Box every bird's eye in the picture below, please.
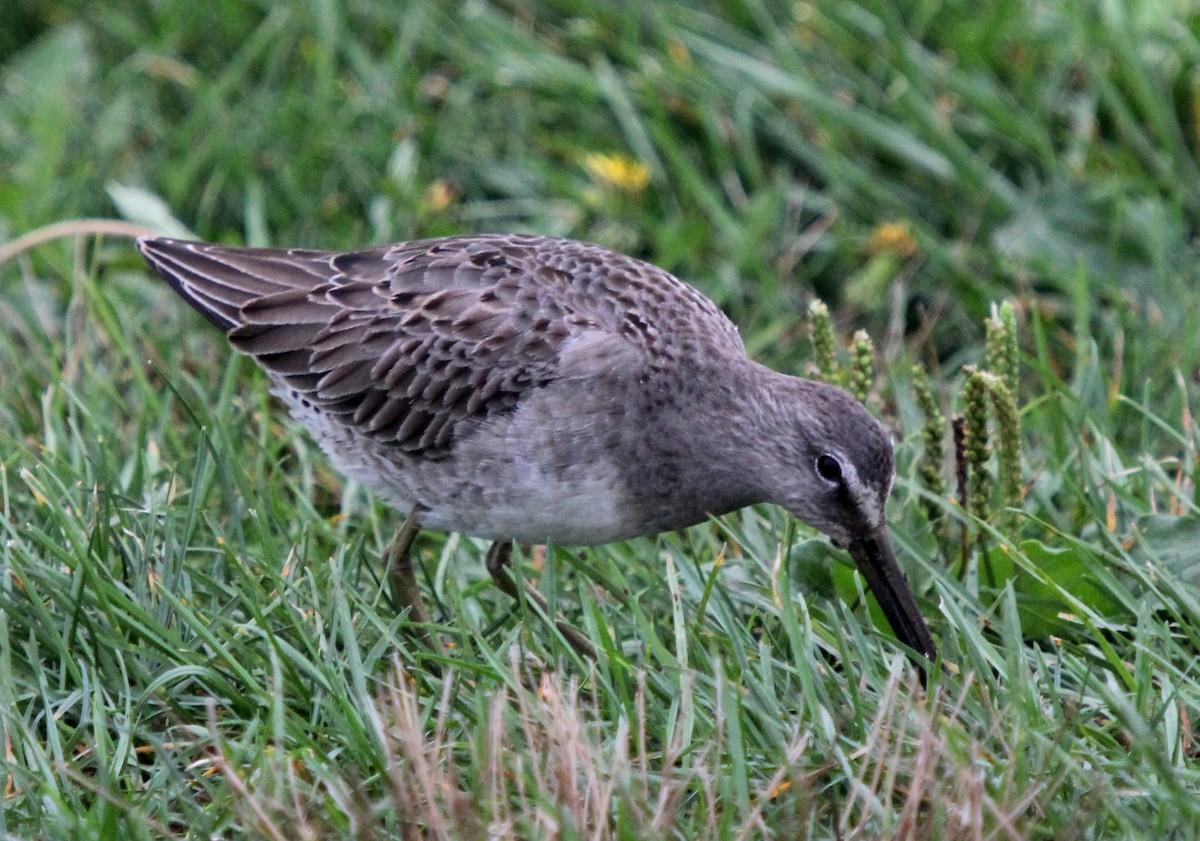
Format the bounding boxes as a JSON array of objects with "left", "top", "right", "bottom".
[{"left": 815, "top": 453, "right": 843, "bottom": 482}]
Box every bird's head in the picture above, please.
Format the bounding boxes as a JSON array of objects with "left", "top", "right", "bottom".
[{"left": 762, "top": 378, "right": 938, "bottom": 671}]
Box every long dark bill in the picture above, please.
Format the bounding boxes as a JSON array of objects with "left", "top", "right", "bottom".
[{"left": 847, "top": 527, "right": 938, "bottom": 680}]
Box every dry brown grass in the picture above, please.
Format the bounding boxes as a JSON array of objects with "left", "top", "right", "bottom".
[{"left": 207, "top": 654, "right": 1074, "bottom": 841}]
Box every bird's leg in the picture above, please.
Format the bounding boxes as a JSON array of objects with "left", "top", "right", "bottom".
[
  {"left": 484, "top": 541, "right": 597, "bottom": 660},
  {"left": 385, "top": 507, "right": 433, "bottom": 645}
]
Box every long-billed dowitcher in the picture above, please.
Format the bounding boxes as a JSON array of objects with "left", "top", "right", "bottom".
[{"left": 137, "top": 234, "right": 937, "bottom": 670}]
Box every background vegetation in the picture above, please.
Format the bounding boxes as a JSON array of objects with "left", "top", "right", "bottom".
[{"left": 2, "top": 0, "right": 1199, "bottom": 837}]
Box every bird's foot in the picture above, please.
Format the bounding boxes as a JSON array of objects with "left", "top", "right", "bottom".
[
  {"left": 485, "top": 541, "right": 598, "bottom": 661},
  {"left": 384, "top": 506, "right": 437, "bottom": 653}
]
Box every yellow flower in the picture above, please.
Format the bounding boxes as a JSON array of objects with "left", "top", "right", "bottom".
[
  {"left": 767, "top": 780, "right": 792, "bottom": 799},
  {"left": 866, "top": 221, "right": 918, "bottom": 257},
  {"left": 582, "top": 152, "right": 651, "bottom": 193},
  {"left": 666, "top": 37, "right": 691, "bottom": 66},
  {"left": 423, "top": 179, "right": 456, "bottom": 212}
]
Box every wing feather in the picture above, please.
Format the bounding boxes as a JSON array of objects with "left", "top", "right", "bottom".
[{"left": 138, "top": 233, "right": 742, "bottom": 460}]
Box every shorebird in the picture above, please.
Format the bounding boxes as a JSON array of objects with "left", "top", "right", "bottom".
[{"left": 137, "top": 234, "right": 937, "bottom": 671}]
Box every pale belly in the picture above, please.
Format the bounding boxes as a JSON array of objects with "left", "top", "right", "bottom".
[{"left": 285, "top": 390, "right": 650, "bottom": 546}]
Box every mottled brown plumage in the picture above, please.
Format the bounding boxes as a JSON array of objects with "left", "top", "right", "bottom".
[{"left": 138, "top": 233, "right": 936, "bottom": 669}]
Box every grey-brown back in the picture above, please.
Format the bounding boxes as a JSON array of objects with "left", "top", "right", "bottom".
[{"left": 137, "top": 234, "right": 744, "bottom": 461}]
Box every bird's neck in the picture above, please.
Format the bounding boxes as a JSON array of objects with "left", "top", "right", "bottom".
[{"left": 625, "top": 359, "right": 799, "bottom": 532}]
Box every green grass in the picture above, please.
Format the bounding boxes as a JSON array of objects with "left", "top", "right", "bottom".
[{"left": 3, "top": 1, "right": 1200, "bottom": 837}]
